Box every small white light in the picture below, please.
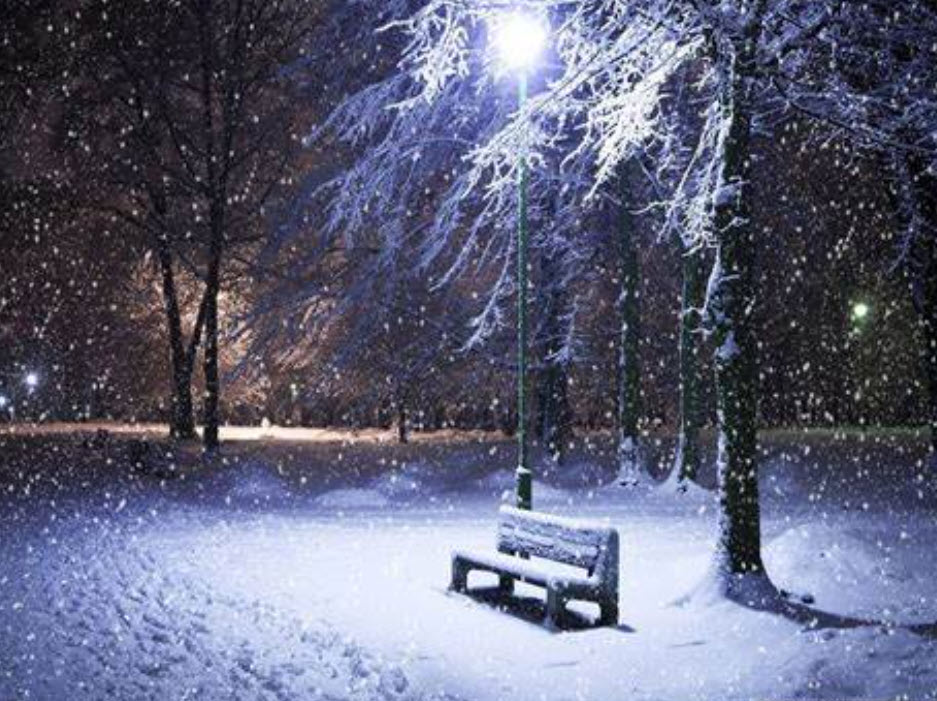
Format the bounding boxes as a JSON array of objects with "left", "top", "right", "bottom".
[
  {"left": 492, "top": 13, "right": 547, "bottom": 70},
  {"left": 852, "top": 302, "right": 869, "bottom": 321},
  {"left": 24, "top": 372, "right": 38, "bottom": 388},
  {"left": 0, "top": 395, "right": 7, "bottom": 408}
]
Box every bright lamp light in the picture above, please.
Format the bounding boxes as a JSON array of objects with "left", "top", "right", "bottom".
[
  {"left": 492, "top": 13, "right": 547, "bottom": 70},
  {"left": 852, "top": 302, "right": 869, "bottom": 321},
  {"left": 24, "top": 372, "right": 38, "bottom": 388}
]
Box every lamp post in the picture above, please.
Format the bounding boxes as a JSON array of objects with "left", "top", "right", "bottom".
[
  {"left": 850, "top": 301, "right": 871, "bottom": 336},
  {"left": 0, "top": 369, "right": 38, "bottom": 422},
  {"left": 492, "top": 13, "right": 547, "bottom": 510},
  {"left": 852, "top": 302, "right": 869, "bottom": 323}
]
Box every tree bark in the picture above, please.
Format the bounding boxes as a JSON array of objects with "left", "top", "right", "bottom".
[
  {"left": 537, "top": 251, "right": 572, "bottom": 465},
  {"left": 202, "top": 223, "right": 222, "bottom": 452},
  {"left": 672, "top": 243, "right": 706, "bottom": 485},
  {"left": 617, "top": 169, "right": 642, "bottom": 485},
  {"left": 150, "top": 183, "right": 208, "bottom": 442},
  {"left": 156, "top": 240, "right": 201, "bottom": 440},
  {"left": 538, "top": 356, "right": 571, "bottom": 463},
  {"left": 706, "top": 16, "right": 767, "bottom": 585},
  {"left": 397, "top": 400, "right": 409, "bottom": 444},
  {"left": 926, "top": 309, "right": 937, "bottom": 462},
  {"left": 197, "top": 0, "right": 223, "bottom": 453},
  {"left": 894, "top": 154, "right": 937, "bottom": 461}
]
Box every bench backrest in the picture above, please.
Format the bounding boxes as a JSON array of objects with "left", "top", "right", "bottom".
[{"left": 497, "top": 506, "right": 618, "bottom": 578}]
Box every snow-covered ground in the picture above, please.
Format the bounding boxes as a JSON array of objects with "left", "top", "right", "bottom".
[{"left": 1, "top": 426, "right": 936, "bottom": 700}]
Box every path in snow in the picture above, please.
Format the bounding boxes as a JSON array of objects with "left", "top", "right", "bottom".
[
  {"left": 1, "top": 428, "right": 936, "bottom": 700},
  {"left": 0, "top": 502, "right": 457, "bottom": 701}
]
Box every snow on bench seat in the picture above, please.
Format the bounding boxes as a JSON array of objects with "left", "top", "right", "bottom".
[
  {"left": 450, "top": 506, "right": 619, "bottom": 626},
  {"left": 450, "top": 548, "right": 598, "bottom": 594}
]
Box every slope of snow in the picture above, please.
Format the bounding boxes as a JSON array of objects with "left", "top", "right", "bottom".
[
  {"left": 1, "top": 429, "right": 936, "bottom": 700},
  {"left": 315, "top": 487, "right": 391, "bottom": 509}
]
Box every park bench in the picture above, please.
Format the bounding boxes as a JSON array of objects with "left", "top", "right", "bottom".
[{"left": 450, "top": 505, "right": 619, "bottom": 626}]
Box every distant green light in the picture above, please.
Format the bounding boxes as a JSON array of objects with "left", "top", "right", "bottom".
[{"left": 852, "top": 302, "right": 869, "bottom": 321}]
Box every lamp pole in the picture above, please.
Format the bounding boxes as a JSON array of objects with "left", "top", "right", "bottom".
[
  {"left": 515, "top": 71, "right": 532, "bottom": 510},
  {"left": 491, "top": 11, "right": 545, "bottom": 511},
  {"left": 0, "top": 369, "right": 38, "bottom": 422}
]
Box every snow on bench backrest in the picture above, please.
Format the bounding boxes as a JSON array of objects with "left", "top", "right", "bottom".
[{"left": 496, "top": 505, "right": 617, "bottom": 573}]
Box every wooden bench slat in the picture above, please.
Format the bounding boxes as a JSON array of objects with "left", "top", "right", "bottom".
[{"left": 498, "top": 506, "right": 612, "bottom": 569}]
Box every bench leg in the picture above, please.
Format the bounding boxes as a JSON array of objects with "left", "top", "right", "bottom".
[
  {"left": 598, "top": 598, "right": 619, "bottom": 626},
  {"left": 546, "top": 587, "right": 565, "bottom": 626},
  {"left": 498, "top": 574, "right": 514, "bottom": 596},
  {"left": 450, "top": 557, "right": 469, "bottom": 593}
]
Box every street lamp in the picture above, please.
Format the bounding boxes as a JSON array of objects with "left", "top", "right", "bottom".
[
  {"left": 492, "top": 12, "right": 547, "bottom": 510},
  {"left": 24, "top": 372, "right": 39, "bottom": 390},
  {"left": 850, "top": 302, "right": 871, "bottom": 337},
  {"left": 852, "top": 302, "right": 869, "bottom": 322},
  {"left": 492, "top": 13, "right": 547, "bottom": 71}
]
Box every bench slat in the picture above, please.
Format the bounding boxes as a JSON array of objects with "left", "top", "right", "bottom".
[{"left": 497, "top": 506, "right": 612, "bottom": 569}]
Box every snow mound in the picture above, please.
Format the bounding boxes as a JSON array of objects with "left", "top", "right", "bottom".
[
  {"left": 656, "top": 471, "right": 711, "bottom": 499},
  {"left": 760, "top": 455, "right": 803, "bottom": 499},
  {"left": 476, "top": 468, "right": 516, "bottom": 493},
  {"left": 544, "top": 459, "right": 608, "bottom": 488},
  {"left": 531, "top": 480, "right": 571, "bottom": 504},
  {"left": 786, "top": 626, "right": 937, "bottom": 701},
  {"left": 315, "top": 487, "right": 390, "bottom": 509},
  {"left": 476, "top": 469, "right": 571, "bottom": 505},
  {"left": 765, "top": 522, "right": 912, "bottom": 614},
  {"left": 223, "top": 460, "right": 291, "bottom": 503},
  {"left": 370, "top": 461, "right": 441, "bottom": 499}
]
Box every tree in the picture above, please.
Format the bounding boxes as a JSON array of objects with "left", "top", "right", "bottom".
[
  {"left": 378, "top": 0, "right": 781, "bottom": 600},
  {"left": 652, "top": 69, "right": 711, "bottom": 491},
  {"left": 893, "top": 154, "right": 937, "bottom": 464},
  {"left": 264, "top": 3, "right": 607, "bottom": 467},
  {"left": 66, "top": 0, "right": 315, "bottom": 449},
  {"left": 669, "top": 242, "right": 706, "bottom": 487},
  {"left": 616, "top": 166, "right": 644, "bottom": 485},
  {"left": 62, "top": 1, "right": 205, "bottom": 439},
  {"left": 535, "top": 242, "right": 574, "bottom": 465},
  {"left": 304, "top": 0, "right": 908, "bottom": 602},
  {"left": 701, "top": 0, "right": 770, "bottom": 590},
  {"left": 0, "top": 1, "right": 56, "bottom": 157},
  {"left": 772, "top": 0, "right": 937, "bottom": 463}
]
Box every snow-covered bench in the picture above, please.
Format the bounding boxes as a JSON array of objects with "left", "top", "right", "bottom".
[{"left": 450, "top": 506, "right": 619, "bottom": 626}]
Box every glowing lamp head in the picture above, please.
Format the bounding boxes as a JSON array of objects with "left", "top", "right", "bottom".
[
  {"left": 492, "top": 13, "right": 547, "bottom": 71},
  {"left": 0, "top": 395, "right": 7, "bottom": 408},
  {"left": 852, "top": 302, "right": 869, "bottom": 321},
  {"left": 24, "top": 372, "right": 38, "bottom": 389}
]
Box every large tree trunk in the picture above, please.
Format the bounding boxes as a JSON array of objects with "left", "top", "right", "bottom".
[
  {"left": 925, "top": 307, "right": 937, "bottom": 463},
  {"left": 202, "top": 230, "right": 222, "bottom": 452},
  {"left": 537, "top": 252, "right": 572, "bottom": 465},
  {"left": 617, "top": 170, "right": 643, "bottom": 485},
  {"left": 671, "top": 243, "right": 706, "bottom": 487},
  {"left": 538, "top": 355, "right": 571, "bottom": 464},
  {"left": 397, "top": 398, "right": 409, "bottom": 444},
  {"left": 156, "top": 241, "right": 199, "bottom": 440},
  {"left": 197, "top": 0, "right": 223, "bottom": 453},
  {"left": 704, "top": 10, "right": 769, "bottom": 597},
  {"left": 893, "top": 153, "right": 937, "bottom": 464}
]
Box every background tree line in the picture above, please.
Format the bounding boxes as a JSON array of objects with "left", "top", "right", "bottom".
[{"left": 0, "top": 0, "right": 933, "bottom": 486}]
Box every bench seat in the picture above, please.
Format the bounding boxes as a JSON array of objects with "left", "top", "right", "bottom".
[
  {"left": 450, "top": 506, "right": 619, "bottom": 626},
  {"left": 451, "top": 548, "right": 600, "bottom": 597}
]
